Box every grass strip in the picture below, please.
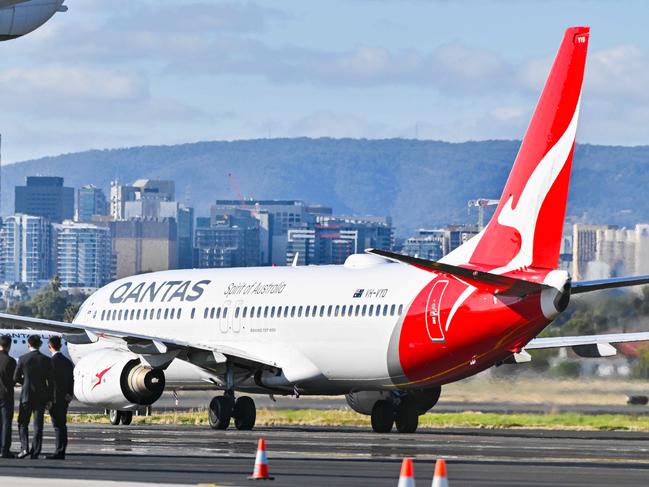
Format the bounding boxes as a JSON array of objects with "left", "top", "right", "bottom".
[{"left": 66, "top": 409, "right": 649, "bottom": 431}]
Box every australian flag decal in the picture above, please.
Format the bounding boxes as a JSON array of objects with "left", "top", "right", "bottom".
[{"left": 353, "top": 289, "right": 364, "bottom": 298}]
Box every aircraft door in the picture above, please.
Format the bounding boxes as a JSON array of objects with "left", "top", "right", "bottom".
[
  {"left": 232, "top": 300, "right": 243, "bottom": 333},
  {"left": 220, "top": 300, "right": 231, "bottom": 333},
  {"left": 425, "top": 280, "right": 448, "bottom": 342}
]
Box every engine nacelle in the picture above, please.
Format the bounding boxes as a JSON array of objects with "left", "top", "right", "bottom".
[
  {"left": 74, "top": 348, "right": 165, "bottom": 410},
  {"left": 346, "top": 387, "right": 442, "bottom": 415},
  {"left": 345, "top": 391, "right": 393, "bottom": 415},
  {"left": 0, "top": 0, "right": 66, "bottom": 41}
]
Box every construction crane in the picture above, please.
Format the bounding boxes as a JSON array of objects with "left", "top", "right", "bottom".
[
  {"left": 227, "top": 172, "right": 257, "bottom": 217},
  {"left": 468, "top": 198, "right": 499, "bottom": 229}
]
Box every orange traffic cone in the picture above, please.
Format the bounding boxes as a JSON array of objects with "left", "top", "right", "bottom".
[
  {"left": 248, "top": 438, "right": 274, "bottom": 480},
  {"left": 397, "top": 458, "right": 416, "bottom": 487},
  {"left": 431, "top": 458, "right": 448, "bottom": 487}
]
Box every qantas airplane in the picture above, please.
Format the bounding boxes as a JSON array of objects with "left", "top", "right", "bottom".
[
  {"left": 0, "top": 0, "right": 66, "bottom": 41},
  {"left": 2, "top": 26, "right": 649, "bottom": 433}
]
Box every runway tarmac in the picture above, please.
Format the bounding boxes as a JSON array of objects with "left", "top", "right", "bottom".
[
  {"left": 0, "top": 423, "right": 648, "bottom": 486},
  {"left": 70, "top": 390, "right": 649, "bottom": 416}
]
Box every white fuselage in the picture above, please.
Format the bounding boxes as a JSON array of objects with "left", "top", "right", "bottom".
[
  {"left": 70, "top": 256, "right": 431, "bottom": 393},
  {"left": 0, "top": 329, "right": 69, "bottom": 360}
]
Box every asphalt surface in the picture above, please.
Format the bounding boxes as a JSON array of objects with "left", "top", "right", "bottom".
[
  {"left": 1, "top": 423, "right": 649, "bottom": 486},
  {"left": 69, "top": 390, "right": 649, "bottom": 416}
]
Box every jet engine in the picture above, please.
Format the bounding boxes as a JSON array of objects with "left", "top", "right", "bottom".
[
  {"left": 74, "top": 348, "right": 165, "bottom": 410},
  {"left": 0, "top": 0, "right": 67, "bottom": 41},
  {"left": 346, "top": 387, "right": 442, "bottom": 415}
]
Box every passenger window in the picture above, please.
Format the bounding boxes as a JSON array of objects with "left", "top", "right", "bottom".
[
  {"left": 257, "top": 307, "right": 262, "bottom": 318},
  {"left": 210, "top": 308, "right": 215, "bottom": 319},
  {"left": 164, "top": 309, "right": 169, "bottom": 319},
  {"left": 362, "top": 305, "right": 367, "bottom": 317},
  {"left": 271, "top": 306, "right": 276, "bottom": 318},
  {"left": 334, "top": 305, "right": 340, "bottom": 317},
  {"left": 319, "top": 306, "right": 325, "bottom": 317},
  {"left": 297, "top": 306, "right": 302, "bottom": 317},
  {"left": 136, "top": 309, "right": 141, "bottom": 320},
  {"left": 191, "top": 308, "right": 195, "bottom": 319},
  {"left": 216, "top": 307, "right": 221, "bottom": 319},
  {"left": 157, "top": 309, "right": 162, "bottom": 320},
  {"left": 398, "top": 304, "right": 404, "bottom": 315},
  {"left": 264, "top": 306, "right": 269, "bottom": 318},
  {"left": 305, "top": 305, "right": 310, "bottom": 317},
  {"left": 223, "top": 308, "right": 228, "bottom": 318},
  {"left": 341, "top": 305, "right": 346, "bottom": 317},
  {"left": 150, "top": 308, "right": 155, "bottom": 319},
  {"left": 355, "top": 305, "right": 360, "bottom": 316},
  {"left": 204, "top": 308, "right": 209, "bottom": 319},
  {"left": 101, "top": 310, "right": 105, "bottom": 320},
  {"left": 250, "top": 306, "right": 255, "bottom": 318},
  {"left": 383, "top": 305, "right": 389, "bottom": 316},
  {"left": 243, "top": 307, "right": 248, "bottom": 318},
  {"left": 390, "top": 304, "right": 396, "bottom": 316},
  {"left": 178, "top": 308, "right": 182, "bottom": 319},
  {"left": 284, "top": 307, "right": 289, "bottom": 318},
  {"left": 130, "top": 309, "right": 136, "bottom": 320},
  {"left": 170, "top": 308, "right": 175, "bottom": 319},
  {"left": 235, "top": 307, "right": 240, "bottom": 318},
  {"left": 117, "top": 309, "right": 122, "bottom": 320},
  {"left": 277, "top": 306, "right": 282, "bottom": 318},
  {"left": 327, "top": 305, "right": 333, "bottom": 317}
]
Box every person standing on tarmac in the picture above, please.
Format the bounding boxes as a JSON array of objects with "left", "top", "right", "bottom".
[
  {"left": 13, "top": 335, "right": 52, "bottom": 459},
  {"left": 46, "top": 335, "right": 73, "bottom": 460},
  {"left": 0, "top": 335, "right": 16, "bottom": 458}
]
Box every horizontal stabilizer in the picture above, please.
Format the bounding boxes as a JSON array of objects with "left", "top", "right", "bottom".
[
  {"left": 526, "top": 331, "right": 649, "bottom": 350},
  {"left": 571, "top": 275, "right": 649, "bottom": 294},
  {"left": 366, "top": 249, "right": 550, "bottom": 297}
]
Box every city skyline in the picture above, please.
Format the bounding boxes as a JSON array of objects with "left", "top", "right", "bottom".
[{"left": 1, "top": 1, "right": 649, "bottom": 162}]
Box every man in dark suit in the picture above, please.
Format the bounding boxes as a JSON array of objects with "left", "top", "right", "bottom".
[
  {"left": 46, "top": 335, "right": 73, "bottom": 460},
  {"left": 13, "top": 335, "right": 52, "bottom": 459},
  {"left": 0, "top": 335, "right": 16, "bottom": 458}
]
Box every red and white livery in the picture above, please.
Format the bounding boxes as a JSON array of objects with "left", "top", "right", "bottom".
[{"left": 3, "top": 26, "right": 649, "bottom": 433}]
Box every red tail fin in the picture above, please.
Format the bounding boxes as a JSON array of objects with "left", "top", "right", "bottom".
[{"left": 450, "top": 27, "right": 589, "bottom": 272}]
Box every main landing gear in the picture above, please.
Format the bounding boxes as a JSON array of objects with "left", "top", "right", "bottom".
[
  {"left": 371, "top": 397, "right": 419, "bottom": 434},
  {"left": 108, "top": 410, "right": 134, "bottom": 426},
  {"left": 208, "top": 393, "right": 257, "bottom": 431}
]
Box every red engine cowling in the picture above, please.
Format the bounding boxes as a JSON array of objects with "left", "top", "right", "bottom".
[{"left": 74, "top": 348, "right": 165, "bottom": 410}]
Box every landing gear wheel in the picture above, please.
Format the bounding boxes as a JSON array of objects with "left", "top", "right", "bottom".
[
  {"left": 395, "top": 398, "right": 418, "bottom": 433},
  {"left": 208, "top": 396, "right": 233, "bottom": 430},
  {"left": 371, "top": 400, "right": 394, "bottom": 433},
  {"left": 120, "top": 411, "right": 134, "bottom": 426},
  {"left": 109, "top": 410, "right": 122, "bottom": 426},
  {"left": 233, "top": 396, "right": 256, "bottom": 430}
]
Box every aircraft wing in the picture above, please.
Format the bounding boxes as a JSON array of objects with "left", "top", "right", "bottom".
[{"left": 0, "top": 312, "right": 279, "bottom": 370}]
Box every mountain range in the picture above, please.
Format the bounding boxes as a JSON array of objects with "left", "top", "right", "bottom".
[{"left": 3, "top": 138, "right": 649, "bottom": 235}]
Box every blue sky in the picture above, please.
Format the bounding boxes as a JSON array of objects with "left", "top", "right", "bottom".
[{"left": 1, "top": 0, "right": 648, "bottom": 162}]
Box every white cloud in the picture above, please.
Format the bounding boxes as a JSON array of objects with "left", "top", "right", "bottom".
[{"left": 0, "top": 64, "right": 147, "bottom": 101}]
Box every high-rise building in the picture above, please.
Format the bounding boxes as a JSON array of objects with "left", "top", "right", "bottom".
[
  {"left": 14, "top": 176, "right": 74, "bottom": 223},
  {"left": 571, "top": 223, "right": 648, "bottom": 280},
  {"left": 194, "top": 211, "right": 260, "bottom": 269},
  {"left": 286, "top": 226, "right": 359, "bottom": 265},
  {"left": 110, "top": 179, "right": 175, "bottom": 221},
  {"left": 0, "top": 214, "right": 52, "bottom": 286},
  {"left": 177, "top": 205, "right": 195, "bottom": 269},
  {"left": 109, "top": 219, "right": 177, "bottom": 279},
  {"left": 316, "top": 215, "right": 393, "bottom": 252},
  {"left": 53, "top": 221, "right": 112, "bottom": 289},
  {"left": 402, "top": 233, "right": 444, "bottom": 261},
  {"left": 213, "top": 200, "right": 331, "bottom": 265},
  {"left": 76, "top": 185, "right": 108, "bottom": 223}
]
